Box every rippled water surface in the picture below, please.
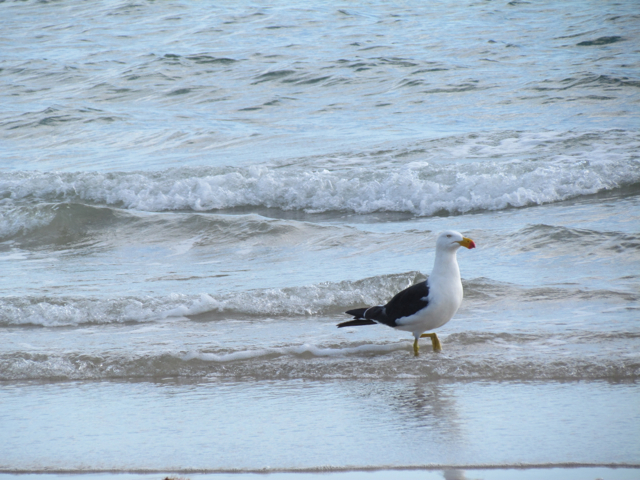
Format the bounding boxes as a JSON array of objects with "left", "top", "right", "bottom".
[{"left": 1, "top": 0, "right": 639, "bottom": 475}]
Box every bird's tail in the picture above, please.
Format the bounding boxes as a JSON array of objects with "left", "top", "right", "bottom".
[
  {"left": 337, "top": 318, "right": 376, "bottom": 328},
  {"left": 337, "top": 308, "right": 376, "bottom": 328},
  {"left": 345, "top": 307, "right": 368, "bottom": 318}
]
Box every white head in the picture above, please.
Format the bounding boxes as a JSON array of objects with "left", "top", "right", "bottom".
[{"left": 436, "top": 230, "right": 476, "bottom": 251}]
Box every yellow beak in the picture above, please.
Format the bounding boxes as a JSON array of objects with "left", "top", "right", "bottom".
[{"left": 457, "top": 237, "right": 476, "bottom": 249}]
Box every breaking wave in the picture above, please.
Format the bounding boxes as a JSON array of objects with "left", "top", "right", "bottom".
[
  {"left": 1, "top": 272, "right": 636, "bottom": 327},
  {"left": 2, "top": 151, "right": 639, "bottom": 217},
  {"left": 0, "top": 272, "right": 426, "bottom": 327}
]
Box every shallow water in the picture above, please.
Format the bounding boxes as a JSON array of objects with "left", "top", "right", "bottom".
[
  {"left": 1, "top": 0, "right": 639, "bottom": 474},
  {"left": 2, "top": 379, "right": 639, "bottom": 470}
]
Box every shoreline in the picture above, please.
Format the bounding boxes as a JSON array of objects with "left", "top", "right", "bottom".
[
  {"left": 3, "top": 464, "right": 640, "bottom": 474},
  {"left": 2, "top": 466, "right": 640, "bottom": 480}
]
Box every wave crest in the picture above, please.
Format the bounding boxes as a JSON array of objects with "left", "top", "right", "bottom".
[
  {"left": 3, "top": 152, "right": 639, "bottom": 216},
  {"left": 0, "top": 272, "right": 426, "bottom": 326}
]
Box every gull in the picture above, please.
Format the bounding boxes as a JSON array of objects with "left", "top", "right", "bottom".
[{"left": 337, "top": 230, "right": 475, "bottom": 356}]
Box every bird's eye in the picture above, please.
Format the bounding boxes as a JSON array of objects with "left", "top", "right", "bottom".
[{"left": 446, "top": 234, "right": 451, "bottom": 238}]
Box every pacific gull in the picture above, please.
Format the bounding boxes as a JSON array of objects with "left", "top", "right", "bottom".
[{"left": 337, "top": 230, "right": 476, "bottom": 356}]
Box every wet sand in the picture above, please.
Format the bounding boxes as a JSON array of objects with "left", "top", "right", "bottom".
[{"left": 3, "top": 466, "right": 640, "bottom": 480}]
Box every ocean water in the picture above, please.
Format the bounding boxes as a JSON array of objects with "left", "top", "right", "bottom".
[{"left": 1, "top": 0, "right": 639, "bottom": 478}]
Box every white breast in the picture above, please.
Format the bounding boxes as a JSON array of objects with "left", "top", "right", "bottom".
[{"left": 394, "top": 251, "right": 464, "bottom": 335}]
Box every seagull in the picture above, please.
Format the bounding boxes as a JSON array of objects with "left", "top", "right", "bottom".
[{"left": 337, "top": 230, "right": 475, "bottom": 356}]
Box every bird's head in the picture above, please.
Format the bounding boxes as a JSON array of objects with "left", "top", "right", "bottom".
[{"left": 437, "top": 230, "right": 476, "bottom": 250}]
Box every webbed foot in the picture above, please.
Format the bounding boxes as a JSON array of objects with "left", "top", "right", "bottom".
[{"left": 420, "top": 332, "right": 442, "bottom": 352}]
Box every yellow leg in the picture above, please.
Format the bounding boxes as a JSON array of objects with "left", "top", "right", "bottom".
[
  {"left": 420, "top": 332, "right": 442, "bottom": 352},
  {"left": 413, "top": 337, "right": 419, "bottom": 357}
]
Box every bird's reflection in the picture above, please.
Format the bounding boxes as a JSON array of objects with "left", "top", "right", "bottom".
[{"left": 348, "top": 378, "right": 464, "bottom": 441}]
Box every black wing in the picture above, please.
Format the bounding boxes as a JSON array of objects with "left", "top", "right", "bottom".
[
  {"left": 338, "top": 280, "right": 430, "bottom": 328},
  {"left": 381, "top": 280, "right": 430, "bottom": 325}
]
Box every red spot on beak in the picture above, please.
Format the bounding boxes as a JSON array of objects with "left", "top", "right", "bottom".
[{"left": 460, "top": 237, "right": 476, "bottom": 249}]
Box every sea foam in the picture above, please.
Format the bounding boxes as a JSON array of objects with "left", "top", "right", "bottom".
[
  {"left": 1, "top": 272, "right": 634, "bottom": 327},
  {"left": 3, "top": 338, "right": 638, "bottom": 381},
  {"left": 0, "top": 272, "right": 425, "bottom": 326},
  {"left": 2, "top": 151, "right": 638, "bottom": 216}
]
